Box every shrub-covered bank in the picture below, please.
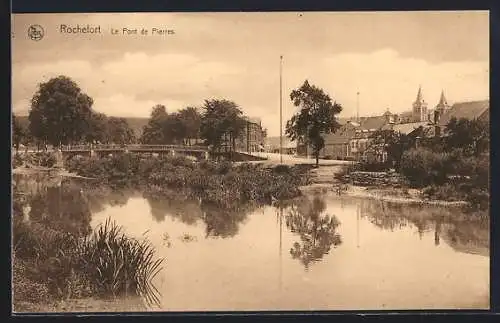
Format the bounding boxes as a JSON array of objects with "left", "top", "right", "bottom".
[
  {"left": 12, "top": 151, "right": 57, "bottom": 169},
  {"left": 336, "top": 148, "right": 489, "bottom": 211},
  {"left": 65, "top": 154, "right": 311, "bottom": 207}
]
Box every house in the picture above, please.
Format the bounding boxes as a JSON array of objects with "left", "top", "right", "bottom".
[
  {"left": 349, "top": 115, "right": 389, "bottom": 161},
  {"left": 265, "top": 136, "right": 297, "bottom": 154},
  {"left": 318, "top": 119, "right": 360, "bottom": 159},
  {"left": 296, "top": 116, "right": 360, "bottom": 159},
  {"left": 437, "top": 100, "right": 489, "bottom": 128},
  {"left": 385, "top": 121, "right": 431, "bottom": 135},
  {"left": 222, "top": 117, "right": 265, "bottom": 153}
]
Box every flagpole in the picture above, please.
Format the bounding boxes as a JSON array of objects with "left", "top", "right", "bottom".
[
  {"left": 279, "top": 206, "right": 283, "bottom": 290},
  {"left": 356, "top": 91, "right": 360, "bottom": 123},
  {"left": 280, "top": 55, "right": 283, "bottom": 164}
]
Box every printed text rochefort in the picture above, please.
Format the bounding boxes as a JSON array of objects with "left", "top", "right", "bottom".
[{"left": 60, "top": 24, "right": 102, "bottom": 34}]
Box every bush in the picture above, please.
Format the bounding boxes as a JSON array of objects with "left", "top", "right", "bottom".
[
  {"left": 66, "top": 154, "right": 307, "bottom": 207},
  {"left": 422, "top": 183, "right": 464, "bottom": 201},
  {"left": 12, "top": 256, "right": 51, "bottom": 304},
  {"left": 466, "top": 188, "right": 489, "bottom": 211},
  {"left": 12, "top": 153, "right": 24, "bottom": 168},
  {"left": 273, "top": 164, "right": 291, "bottom": 174},
  {"left": 357, "top": 160, "right": 391, "bottom": 172},
  {"left": 400, "top": 148, "right": 449, "bottom": 187}
]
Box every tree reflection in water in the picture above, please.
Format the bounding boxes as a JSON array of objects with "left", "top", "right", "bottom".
[
  {"left": 201, "top": 202, "right": 252, "bottom": 239},
  {"left": 145, "top": 194, "right": 202, "bottom": 225},
  {"left": 13, "top": 174, "right": 93, "bottom": 236},
  {"left": 360, "top": 199, "right": 489, "bottom": 256},
  {"left": 145, "top": 193, "right": 253, "bottom": 239},
  {"left": 86, "top": 189, "right": 133, "bottom": 214},
  {"left": 284, "top": 195, "right": 342, "bottom": 270}
]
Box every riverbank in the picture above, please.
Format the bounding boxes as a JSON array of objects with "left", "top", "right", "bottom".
[
  {"left": 12, "top": 166, "right": 96, "bottom": 180},
  {"left": 64, "top": 154, "right": 311, "bottom": 207},
  {"left": 300, "top": 183, "right": 469, "bottom": 207}
]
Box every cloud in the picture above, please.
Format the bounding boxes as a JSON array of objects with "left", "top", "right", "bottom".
[
  {"left": 318, "top": 48, "right": 488, "bottom": 116},
  {"left": 92, "top": 94, "right": 186, "bottom": 118},
  {"left": 12, "top": 48, "right": 488, "bottom": 137}
]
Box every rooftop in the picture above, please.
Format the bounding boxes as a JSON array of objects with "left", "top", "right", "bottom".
[
  {"left": 439, "top": 100, "right": 489, "bottom": 126},
  {"left": 358, "top": 115, "right": 387, "bottom": 131},
  {"left": 390, "top": 121, "right": 430, "bottom": 135}
]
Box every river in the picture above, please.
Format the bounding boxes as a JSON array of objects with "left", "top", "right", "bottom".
[{"left": 12, "top": 174, "right": 490, "bottom": 311}]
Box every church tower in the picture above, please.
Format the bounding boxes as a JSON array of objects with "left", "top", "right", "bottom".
[
  {"left": 433, "top": 90, "right": 450, "bottom": 124},
  {"left": 412, "top": 86, "right": 428, "bottom": 122}
]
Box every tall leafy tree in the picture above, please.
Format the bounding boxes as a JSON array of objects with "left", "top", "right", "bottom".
[
  {"left": 85, "top": 112, "right": 108, "bottom": 144},
  {"left": 200, "top": 99, "right": 246, "bottom": 155},
  {"left": 28, "top": 75, "right": 94, "bottom": 147},
  {"left": 178, "top": 107, "right": 201, "bottom": 145},
  {"left": 162, "top": 112, "right": 185, "bottom": 145},
  {"left": 285, "top": 80, "right": 342, "bottom": 166},
  {"left": 141, "top": 105, "right": 168, "bottom": 144},
  {"left": 12, "top": 114, "right": 26, "bottom": 151},
  {"left": 107, "top": 117, "right": 136, "bottom": 144}
]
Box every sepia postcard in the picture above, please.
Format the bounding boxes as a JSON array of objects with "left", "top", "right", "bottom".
[{"left": 11, "top": 11, "right": 490, "bottom": 313}]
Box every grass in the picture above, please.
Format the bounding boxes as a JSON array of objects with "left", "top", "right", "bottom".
[
  {"left": 78, "top": 219, "right": 164, "bottom": 306},
  {"left": 12, "top": 193, "right": 164, "bottom": 310}
]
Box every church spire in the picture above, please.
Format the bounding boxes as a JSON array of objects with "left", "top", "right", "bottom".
[
  {"left": 437, "top": 90, "right": 448, "bottom": 107},
  {"left": 412, "top": 85, "right": 428, "bottom": 122},
  {"left": 415, "top": 85, "right": 424, "bottom": 104}
]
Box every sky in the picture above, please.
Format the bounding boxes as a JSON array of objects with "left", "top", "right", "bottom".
[{"left": 11, "top": 11, "right": 489, "bottom": 136}]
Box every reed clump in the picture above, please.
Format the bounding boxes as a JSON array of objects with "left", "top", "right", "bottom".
[{"left": 12, "top": 203, "right": 164, "bottom": 309}]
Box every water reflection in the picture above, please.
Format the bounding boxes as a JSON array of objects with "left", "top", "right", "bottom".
[
  {"left": 283, "top": 195, "right": 342, "bottom": 270},
  {"left": 351, "top": 197, "right": 489, "bottom": 257},
  {"left": 12, "top": 174, "right": 490, "bottom": 310},
  {"left": 145, "top": 194, "right": 202, "bottom": 225},
  {"left": 13, "top": 174, "right": 92, "bottom": 236},
  {"left": 201, "top": 202, "right": 252, "bottom": 238}
]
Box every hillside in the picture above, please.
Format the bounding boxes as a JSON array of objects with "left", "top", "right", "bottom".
[{"left": 14, "top": 115, "right": 149, "bottom": 137}]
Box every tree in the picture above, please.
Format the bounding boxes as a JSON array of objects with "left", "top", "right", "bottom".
[
  {"left": 285, "top": 80, "right": 342, "bottom": 166},
  {"left": 178, "top": 107, "right": 202, "bottom": 145},
  {"left": 445, "top": 117, "right": 489, "bottom": 157},
  {"left": 163, "top": 112, "right": 186, "bottom": 145},
  {"left": 85, "top": 112, "right": 108, "bottom": 144},
  {"left": 12, "top": 114, "right": 26, "bottom": 151},
  {"left": 28, "top": 75, "right": 94, "bottom": 147},
  {"left": 107, "top": 117, "right": 136, "bottom": 144},
  {"left": 369, "top": 129, "right": 415, "bottom": 170},
  {"left": 200, "top": 99, "right": 246, "bottom": 156},
  {"left": 140, "top": 105, "right": 168, "bottom": 144}
]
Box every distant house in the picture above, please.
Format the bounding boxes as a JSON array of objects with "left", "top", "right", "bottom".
[
  {"left": 223, "top": 117, "right": 265, "bottom": 153},
  {"left": 265, "top": 136, "right": 296, "bottom": 154},
  {"left": 237, "top": 117, "right": 265, "bottom": 153},
  {"left": 295, "top": 117, "right": 359, "bottom": 159},
  {"left": 349, "top": 115, "right": 389, "bottom": 161},
  {"left": 319, "top": 120, "right": 359, "bottom": 159},
  {"left": 438, "top": 100, "right": 489, "bottom": 128},
  {"left": 385, "top": 121, "right": 431, "bottom": 135}
]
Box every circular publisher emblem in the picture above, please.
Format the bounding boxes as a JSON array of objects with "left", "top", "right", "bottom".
[{"left": 28, "top": 24, "right": 44, "bottom": 41}]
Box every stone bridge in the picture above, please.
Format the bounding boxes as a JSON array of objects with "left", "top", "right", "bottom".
[{"left": 60, "top": 144, "right": 210, "bottom": 160}]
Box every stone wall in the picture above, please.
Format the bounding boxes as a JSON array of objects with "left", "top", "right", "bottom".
[{"left": 342, "top": 171, "right": 407, "bottom": 187}]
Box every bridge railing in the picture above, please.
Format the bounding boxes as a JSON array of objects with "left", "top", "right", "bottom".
[
  {"left": 60, "top": 144, "right": 209, "bottom": 152},
  {"left": 61, "top": 144, "right": 91, "bottom": 151}
]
